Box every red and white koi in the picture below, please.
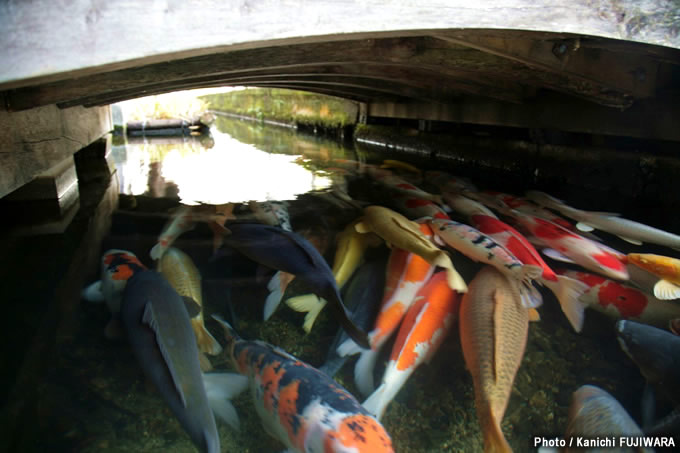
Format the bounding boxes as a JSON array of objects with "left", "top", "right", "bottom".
[
  {"left": 527, "top": 190, "right": 680, "bottom": 250},
  {"left": 556, "top": 269, "right": 680, "bottom": 331},
  {"left": 337, "top": 228, "right": 437, "bottom": 396},
  {"left": 471, "top": 190, "right": 576, "bottom": 231},
  {"left": 429, "top": 217, "right": 543, "bottom": 308},
  {"left": 389, "top": 191, "right": 450, "bottom": 220},
  {"left": 367, "top": 166, "right": 443, "bottom": 204},
  {"left": 507, "top": 211, "right": 629, "bottom": 281},
  {"left": 442, "top": 192, "right": 498, "bottom": 220},
  {"left": 362, "top": 271, "right": 461, "bottom": 420},
  {"left": 470, "top": 214, "right": 589, "bottom": 331},
  {"left": 207, "top": 315, "right": 395, "bottom": 453}
]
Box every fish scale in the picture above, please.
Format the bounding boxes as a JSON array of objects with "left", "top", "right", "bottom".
[
  {"left": 460, "top": 266, "right": 529, "bottom": 453},
  {"left": 158, "top": 247, "right": 222, "bottom": 357}
]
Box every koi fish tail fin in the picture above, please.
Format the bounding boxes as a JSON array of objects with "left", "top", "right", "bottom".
[
  {"left": 362, "top": 383, "right": 388, "bottom": 421},
  {"left": 264, "top": 271, "right": 285, "bottom": 321},
  {"left": 354, "top": 348, "right": 380, "bottom": 397},
  {"left": 518, "top": 280, "right": 543, "bottom": 309},
  {"left": 193, "top": 320, "right": 223, "bottom": 356},
  {"left": 211, "top": 314, "right": 241, "bottom": 345},
  {"left": 336, "top": 337, "right": 363, "bottom": 358},
  {"left": 82, "top": 280, "right": 104, "bottom": 303},
  {"left": 149, "top": 243, "right": 164, "bottom": 261},
  {"left": 484, "top": 416, "right": 512, "bottom": 453},
  {"left": 287, "top": 294, "right": 327, "bottom": 333},
  {"left": 203, "top": 372, "right": 249, "bottom": 431},
  {"left": 520, "top": 265, "right": 543, "bottom": 283},
  {"left": 545, "top": 276, "right": 588, "bottom": 333}
]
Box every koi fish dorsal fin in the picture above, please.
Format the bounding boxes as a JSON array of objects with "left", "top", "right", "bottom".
[{"left": 142, "top": 301, "right": 187, "bottom": 408}]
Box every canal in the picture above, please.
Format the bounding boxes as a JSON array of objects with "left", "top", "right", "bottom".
[{"left": 1, "top": 114, "right": 668, "bottom": 452}]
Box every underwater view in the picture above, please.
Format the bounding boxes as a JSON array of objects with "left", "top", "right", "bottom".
[{"left": 4, "top": 114, "right": 679, "bottom": 453}]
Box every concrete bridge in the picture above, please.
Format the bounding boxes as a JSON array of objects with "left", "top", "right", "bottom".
[{"left": 1, "top": 0, "right": 680, "bottom": 206}]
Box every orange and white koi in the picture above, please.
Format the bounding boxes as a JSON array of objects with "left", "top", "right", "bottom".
[
  {"left": 206, "top": 315, "right": 395, "bottom": 453},
  {"left": 556, "top": 269, "right": 680, "bottom": 331},
  {"left": 470, "top": 214, "right": 589, "bottom": 331},
  {"left": 337, "top": 230, "right": 437, "bottom": 396},
  {"left": 528, "top": 190, "right": 680, "bottom": 250},
  {"left": 507, "top": 211, "right": 629, "bottom": 281},
  {"left": 429, "top": 217, "right": 542, "bottom": 308},
  {"left": 362, "top": 271, "right": 461, "bottom": 420},
  {"left": 628, "top": 253, "right": 680, "bottom": 300}
]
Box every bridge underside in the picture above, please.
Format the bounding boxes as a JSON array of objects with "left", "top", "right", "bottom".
[{"left": 3, "top": 29, "right": 680, "bottom": 141}]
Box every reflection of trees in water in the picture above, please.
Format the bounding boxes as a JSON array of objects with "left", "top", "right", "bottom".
[{"left": 214, "top": 116, "right": 356, "bottom": 166}]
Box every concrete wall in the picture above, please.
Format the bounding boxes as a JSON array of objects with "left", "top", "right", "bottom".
[{"left": 0, "top": 104, "right": 112, "bottom": 199}]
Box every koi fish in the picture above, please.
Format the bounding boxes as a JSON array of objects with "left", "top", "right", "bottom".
[
  {"left": 337, "top": 230, "right": 436, "bottom": 396},
  {"left": 81, "top": 249, "right": 148, "bottom": 339},
  {"left": 206, "top": 315, "right": 395, "bottom": 453},
  {"left": 367, "top": 166, "right": 442, "bottom": 204},
  {"left": 556, "top": 269, "right": 680, "bottom": 331},
  {"left": 561, "top": 385, "right": 650, "bottom": 452},
  {"left": 320, "top": 251, "right": 388, "bottom": 378},
  {"left": 285, "top": 219, "right": 382, "bottom": 333},
  {"left": 222, "top": 222, "right": 369, "bottom": 348},
  {"left": 380, "top": 159, "right": 422, "bottom": 175},
  {"left": 355, "top": 205, "right": 467, "bottom": 293},
  {"left": 423, "top": 170, "right": 478, "bottom": 194},
  {"left": 363, "top": 271, "right": 461, "bottom": 420},
  {"left": 507, "top": 211, "right": 629, "bottom": 281},
  {"left": 460, "top": 266, "right": 529, "bottom": 453},
  {"left": 470, "top": 214, "right": 589, "bottom": 331},
  {"left": 388, "top": 192, "right": 451, "bottom": 220},
  {"left": 471, "top": 190, "right": 575, "bottom": 231},
  {"left": 616, "top": 320, "right": 680, "bottom": 436},
  {"left": 249, "top": 200, "right": 299, "bottom": 322},
  {"left": 628, "top": 253, "right": 680, "bottom": 300},
  {"left": 157, "top": 247, "right": 222, "bottom": 370},
  {"left": 442, "top": 192, "right": 498, "bottom": 220},
  {"left": 265, "top": 224, "right": 332, "bottom": 324},
  {"left": 150, "top": 205, "right": 196, "bottom": 260},
  {"left": 429, "top": 218, "right": 542, "bottom": 308},
  {"left": 528, "top": 190, "right": 680, "bottom": 250},
  {"left": 121, "top": 270, "right": 219, "bottom": 453}
]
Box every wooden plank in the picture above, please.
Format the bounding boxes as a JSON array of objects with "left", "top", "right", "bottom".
[
  {"left": 2, "top": 1, "right": 680, "bottom": 90},
  {"left": 434, "top": 31, "right": 659, "bottom": 98},
  {"left": 368, "top": 92, "right": 680, "bottom": 142},
  {"left": 60, "top": 62, "right": 529, "bottom": 108},
  {"left": 5, "top": 34, "right": 641, "bottom": 111}
]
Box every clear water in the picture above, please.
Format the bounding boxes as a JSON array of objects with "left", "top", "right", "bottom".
[{"left": 2, "top": 116, "right": 659, "bottom": 452}]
